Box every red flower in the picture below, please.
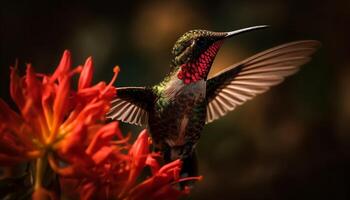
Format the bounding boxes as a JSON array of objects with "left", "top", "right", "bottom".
[
  {"left": 126, "top": 156, "right": 202, "bottom": 200},
  {"left": 0, "top": 51, "right": 201, "bottom": 200},
  {"left": 0, "top": 50, "right": 118, "bottom": 199},
  {"left": 59, "top": 129, "right": 202, "bottom": 200},
  {"left": 0, "top": 51, "right": 118, "bottom": 165}
]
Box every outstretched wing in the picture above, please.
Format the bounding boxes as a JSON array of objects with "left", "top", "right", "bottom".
[
  {"left": 205, "top": 40, "right": 321, "bottom": 124},
  {"left": 107, "top": 87, "right": 156, "bottom": 126}
]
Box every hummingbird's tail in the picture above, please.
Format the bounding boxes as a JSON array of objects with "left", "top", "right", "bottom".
[
  {"left": 181, "top": 150, "right": 198, "bottom": 178},
  {"left": 179, "top": 150, "right": 199, "bottom": 189},
  {"left": 162, "top": 145, "right": 199, "bottom": 188}
]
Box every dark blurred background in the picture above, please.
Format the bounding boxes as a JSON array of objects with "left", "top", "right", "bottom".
[{"left": 1, "top": 0, "right": 350, "bottom": 199}]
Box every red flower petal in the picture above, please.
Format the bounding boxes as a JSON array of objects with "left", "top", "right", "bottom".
[
  {"left": 146, "top": 155, "right": 160, "bottom": 174},
  {"left": 124, "top": 129, "right": 150, "bottom": 191},
  {"left": 85, "top": 122, "right": 119, "bottom": 156},
  {"left": 51, "top": 50, "right": 71, "bottom": 83},
  {"left": 0, "top": 153, "right": 26, "bottom": 166},
  {"left": 10, "top": 66, "right": 25, "bottom": 109},
  {"left": 0, "top": 99, "right": 23, "bottom": 134},
  {"left": 91, "top": 146, "right": 113, "bottom": 165},
  {"left": 32, "top": 186, "right": 57, "bottom": 200},
  {"left": 25, "top": 64, "right": 44, "bottom": 114},
  {"left": 49, "top": 75, "right": 70, "bottom": 143},
  {"left": 80, "top": 182, "right": 96, "bottom": 200},
  {"left": 150, "top": 184, "right": 187, "bottom": 200},
  {"left": 41, "top": 77, "right": 54, "bottom": 129},
  {"left": 73, "top": 101, "right": 108, "bottom": 127},
  {"left": 59, "top": 123, "right": 87, "bottom": 155},
  {"left": 127, "top": 159, "right": 184, "bottom": 200},
  {"left": 78, "top": 57, "right": 94, "bottom": 90}
]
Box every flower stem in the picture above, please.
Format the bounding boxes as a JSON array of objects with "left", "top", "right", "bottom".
[{"left": 34, "top": 156, "right": 44, "bottom": 190}]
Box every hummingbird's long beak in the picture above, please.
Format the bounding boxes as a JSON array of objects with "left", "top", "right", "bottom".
[{"left": 225, "top": 25, "right": 269, "bottom": 38}]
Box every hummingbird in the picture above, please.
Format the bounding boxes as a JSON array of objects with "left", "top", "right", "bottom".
[{"left": 107, "top": 25, "right": 320, "bottom": 173}]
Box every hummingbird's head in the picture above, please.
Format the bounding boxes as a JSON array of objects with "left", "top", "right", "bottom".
[{"left": 171, "top": 25, "right": 268, "bottom": 84}]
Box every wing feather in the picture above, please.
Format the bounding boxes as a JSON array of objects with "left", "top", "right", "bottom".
[
  {"left": 205, "top": 40, "right": 320, "bottom": 123},
  {"left": 107, "top": 87, "right": 155, "bottom": 126}
]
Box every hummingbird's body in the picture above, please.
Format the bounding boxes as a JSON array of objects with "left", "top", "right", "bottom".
[
  {"left": 150, "top": 72, "right": 206, "bottom": 161},
  {"left": 108, "top": 26, "right": 320, "bottom": 169}
]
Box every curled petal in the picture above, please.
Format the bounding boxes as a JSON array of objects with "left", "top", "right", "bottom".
[
  {"left": 48, "top": 153, "right": 90, "bottom": 177},
  {"left": 146, "top": 155, "right": 160, "bottom": 175},
  {"left": 127, "top": 174, "right": 174, "bottom": 200},
  {"left": 85, "top": 122, "right": 119, "bottom": 156},
  {"left": 99, "top": 66, "right": 119, "bottom": 98},
  {"left": 122, "top": 129, "right": 150, "bottom": 194},
  {"left": 78, "top": 57, "right": 94, "bottom": 90},
  {"left": 59, "top": 123, "right": 87, "bottom": 155},
  {"left": 0, "top": 133, "right": 27, "bottom": 157},
  {"left": 48, "top": 154, "right": 75, "bottom": 176},
  {"left": 127, "top": 159, "right": 186, "bottom": 200},
  {"left": 25, "top": 64, "right": 43, "bottom": 109},
  {"left": 32, "top": 186, "right": 57, "bottom": 200},
  {"left": 21, "top": 65, "right": 50, "bottom": 142},
  {"left": 77, "top": 83, "right": 115, "bottom": 106},
  {"left": 10, "top": 66, "right": 25, "bottom": 109},
  {"left": 50, "top": 76, "right": 70, "bottom": 143},
  {"left": 91, "top": 146, "right": 113, "bottom": 165},
  {"left": 0, "top": 100, "right": 35, "bottom": 164},
  {"left": 57, "top": 124, "right": 93, "bottom": 169},
  {"left": 158, "top": 159, "right": 182, "bottom": 175},
  {"left": 51, "top": 50, "right": 71, "bottom": 82},
  {"left": 129, "top": 129, "right": 150, "bottom": 156},
  {"left": 41, "top": 78, "right": 54, "bottom": 130},
  {"left": 80, "top": 182, "right": 96, "bottom": 200},
  {"left": 149, "top": 184, "right": 188, "bottom": 200},
  {"left": 0, "top": 98, "right": 23, "bottom": 134},
  {"left": 68, "top": 101, "right": 109, "bottom": 130}
]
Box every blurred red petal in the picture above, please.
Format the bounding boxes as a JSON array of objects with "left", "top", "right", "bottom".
[
  {"left": 32, "top": 186, "right": 57, "bottom": 200},
  {"left": 75, "top": 101, "right": 108, "bottom": 126},
  {"left": 80, "top": 182, "right": 96, "bottom": 200},
  {"left": 146, "top": 155, "right": 160, "bottom": 174},
  {"left": 129, "top": 129, "right": 150, "bottom": 156},
  {"left": 0, "top": 98, "right": 23, "bottom": 133},
  {"left": 50, "top": 76, "right": 70, "bottom": 142},
  {"left": 25, "top": 64, "right": 42, "bottom": 104},
  {"left": 128, "top": 174, "right": 173, "bottom": 200},
  {"left": 59, "top": 123, "right": 87, "bottom": 155},
  {"left": 0, "top": 133, "right": 25, "bottom": 155},
  {"left": 158, "top": 159, "right": 182, "bottom": 175},
  {"left": 85, "top": 122, "right": 119, "bottom": 156},
  {"left": 0, "top": 153, "right": 26, "bottom": 166},
  {"left": 10, "top": 66, "right": 25, "bottom": 109},
  {"left": 150, "top": 184, "right": 187, "bottom": 200},
  {"left": 91, "top": 146, "right": 113, "bottom": 165}
]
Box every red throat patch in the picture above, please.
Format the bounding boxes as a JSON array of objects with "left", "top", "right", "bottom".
[{"left": 177, "top": 41, "right": 223, "bottom": 84}]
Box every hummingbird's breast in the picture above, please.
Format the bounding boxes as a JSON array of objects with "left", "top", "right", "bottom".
[{"left": 149, "top": 76, "right": 207, "bottom": 156}]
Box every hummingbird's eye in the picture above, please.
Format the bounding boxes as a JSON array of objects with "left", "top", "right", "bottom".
[
  {"left": 173, "top": 40, "right": 194, "bottom": 56},
  {"left": 172, "top": 38, "right": 197, "bottom": 65},
  {"left": 196, "top": 38, "right": 206, "bottom": 49}
]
